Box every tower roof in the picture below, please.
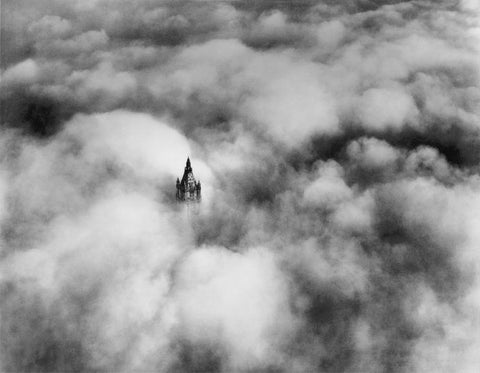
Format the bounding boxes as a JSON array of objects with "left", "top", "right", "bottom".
[{"left": 181, "top": 157, "right": 196, "bottom": 185}]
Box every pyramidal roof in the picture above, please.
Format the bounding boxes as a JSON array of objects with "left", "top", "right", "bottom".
[{"left": 181, "top": 157, "right": 195, "bottom": 184}]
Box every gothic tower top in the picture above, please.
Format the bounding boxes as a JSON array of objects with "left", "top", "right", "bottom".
[{"left": 176, "top": 157, "right": 201, "bottom": 202}]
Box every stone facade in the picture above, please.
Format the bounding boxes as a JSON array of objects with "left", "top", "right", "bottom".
[{"left": 176, "top": 157, "right": 201, "bottom": 202}]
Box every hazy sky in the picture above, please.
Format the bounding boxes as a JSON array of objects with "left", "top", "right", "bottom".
[{"left": 1, "top": 1, "right": 480, "bottom": 372}]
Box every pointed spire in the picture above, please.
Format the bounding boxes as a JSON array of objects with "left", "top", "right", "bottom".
[{"left": 185, "top": 157, "right": 192, "bottom": 172}]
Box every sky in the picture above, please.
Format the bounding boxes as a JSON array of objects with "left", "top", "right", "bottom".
[{"left": 1, "top": 0, "right": 480, "bottom": 372}]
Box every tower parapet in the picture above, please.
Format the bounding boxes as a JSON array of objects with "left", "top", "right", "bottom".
[{"left": 176, "top": 157, "right": 201, "bottom": 202}]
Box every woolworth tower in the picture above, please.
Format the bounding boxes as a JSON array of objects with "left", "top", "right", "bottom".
[{"left": 176, "top": 157, "right": 201, "bottom": 202}]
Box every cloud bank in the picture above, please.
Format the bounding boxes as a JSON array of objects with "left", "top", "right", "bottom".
[{"left": 1, "top": 0, "right": 480, "bottom": 372}]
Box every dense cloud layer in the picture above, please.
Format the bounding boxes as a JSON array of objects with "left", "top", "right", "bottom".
[{"left": 1, "top": 0, "right": 480, "bottom": 372}]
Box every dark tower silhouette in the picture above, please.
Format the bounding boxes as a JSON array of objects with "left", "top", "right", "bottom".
[{"left": 176, "top": 157, "right": 201, "bottom": 202}]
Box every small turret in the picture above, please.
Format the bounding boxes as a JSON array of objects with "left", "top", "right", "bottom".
[{"left": 195, "top": 180, "right": 201, "bottom": 201}]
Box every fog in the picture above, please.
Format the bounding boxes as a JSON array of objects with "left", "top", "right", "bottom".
[{"left": 1, "top": 0, "right": 480, "bottom": 372}]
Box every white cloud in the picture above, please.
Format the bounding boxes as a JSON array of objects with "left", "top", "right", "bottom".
[
  {"left": 28, "top": 15, "right": 73, "bottom": 40},
  {"left": 174, "top": 246, "right": 295, "bottom": 369},
  {"left": 347, "top": 137, "right": 399, "bottom": 169},
  {"left": 1, "top": 59, "right": 41, "bottom": 88},
  {"left": 63, "top": 110, "right": 192, "bottom": 181},
  {"left": 355, "top": 87, "right": 419, "bottom": 131},
  {"left": 303, "top": 161, "right": 352, "bottom": 209}
]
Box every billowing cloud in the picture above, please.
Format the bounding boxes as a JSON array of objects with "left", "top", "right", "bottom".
[
  {"left": 1, "top": 0, "right": 480, "bottom": 372},
  {"left": 1, "top": 59, "right": 41, "bottom": 88}
]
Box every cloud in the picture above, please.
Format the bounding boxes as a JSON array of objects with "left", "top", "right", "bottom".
[
  {"left": 242, "top": 10, "right": 311, "bottom": 49},
  {"left": 1, "top": 0, "right": 480, "bottom": 372},
  {"left": 148, "top": 38, "right": 339, "bottom": 148},
  {"left": 347, "top": 137, "right": 399, "bottom": 169},
  {"left": 303, "top": 161, "right": 353, "bottom": 209},
  {"left": 43, "top": 29, "right": 110, "bottom": 56},
  {"left": 1, "top": 59, "right": 41, "bottom": 88},
  {"left": 174, "top": 246, "right": 296, "bottom": 370},
  {"left": 355, "top": 86, "right": 419, "bottom": 131},
  {"left": 27, "top": 15, "right": 73, "bottom": 41},
  {"left": 62, "top": 111, "right": 192, "bottom": 180}
]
